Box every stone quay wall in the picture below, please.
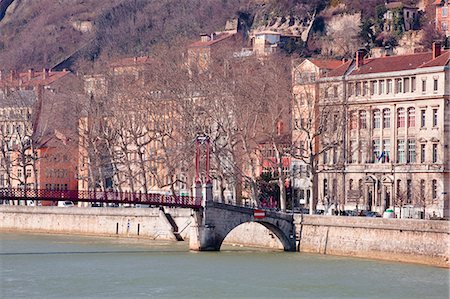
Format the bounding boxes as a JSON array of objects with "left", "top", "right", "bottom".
[
  {"left": 0, "top": 206, "right": 192, "bottom": 241},
  {"left": 295, "top": 215, "right": 450, "bottom": 267},
  {"left": 1, "top": 206, "right": 448, "bottom": 267}
]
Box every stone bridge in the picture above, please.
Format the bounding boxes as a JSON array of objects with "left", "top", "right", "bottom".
[{"left": 189, "top": 200, "right": 296, "bottom": 251}]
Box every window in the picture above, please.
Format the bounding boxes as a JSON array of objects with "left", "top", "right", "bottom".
[
  {"left": 407, "top": 180, "right": 412, "bottom": 204},
  {"left": 420, "top": 109, "right": 426, "bottom": 127},
  {"left": 404, "top": 78, "right": 410, "bottom": 93},
  {"left": 397, "top": 139, "right": 406, "bottom": 163},
  {"left": 433, "top": 109, "right": 438, "bottom": 127},
  {"left": 348, "top": 83, "right": 354, "bottom": 96},
  {"left": 443, "top": 7, "right": 448, "bottom": 17},
  {"left": 397, "top": 108, "right": 405, "bottom": 128},
  {"left": 443, "top": 22, "right": 448, "bottom": 31},
  {"left": 333, "top": 86, "right": 338, "bottom": 97},
  {"left": 383, "top": 139, "right": 391, "bottom": 163},
  {"left": 387, "top": 79, "right": 393, "bottom": 94},
  {"left": 323, "top": 179, "right": 328, "bottom": 197},
  {"left": 360, "top": 140, "right": 367, "bottom": 163},
  {"left": 26, "top": 169, "right": 32, "bottom": 178},
  {"left": 370, "top": 81, "right": 377, "bottom": 95},
  {"left": 432, "top": 180, "right": 437, "bottom": 199},
  {"left": 359, "top": 110, "right": 367, "bottom": 129},
  {"left": 411, "top": 77, "right": 416, "bottom": 92},
  {"left": 349, "top": 111, "right": 357, "bottom": 130},
  {"left": 349, "top": 140, "right": 357, "bottom": 163},
  {"left": 396, "top": 79, "right": 402, "bottom": 93},
  {"left": 407, "top": 108, "right": 415, "bottom": 127},
  {"left": 17, "top": 169, "right": 22, "bottom": 178},
  {"left": 396, "top": 179, "right": 402, "bottom": 199},
  {"left": 323, "top": 150, "right": 328, "bottom": 164},
  {"left": 333, "top": 147, "right": 338, "bottom": 164},
  {"left": 422, "top": 79, "right": 426, "bottom": 92},
  {"left": 324, "top": 87, "right": 329, "bottom": 98},
  {"left": 356, "top": 82, "right": 361, "bottom": 96},
  {"left": 432, "top": 144, "right": 438, "bottom": 163},
  {"left": 383, "top": 109, "right": 391, "bottom": 128},
  {"left": 420, "top": 144, "right": 426, "bottom": 163},
  {"left": 379, "top": 80, "right": 385, "bottom": 94},
  {"left": 373, "top": 109, "right": 381, "bottom": 129},
  {"left": 420, "top": 180, "right": 425, "bottom": 202},
  {"left": 373, "top": 139, "right": 381, "bottom": 163},
  {"left": 407, "top": 139, "right": 416, "bottom": 163},
  {"left": 433, "top": 79, "right": 438, "bottom": 92},
  {"left": 363, "top": 81, "right": 369, "bottom": 96},
  {"left": 349, "top": 179, "right": 354, "bottom": 190}
]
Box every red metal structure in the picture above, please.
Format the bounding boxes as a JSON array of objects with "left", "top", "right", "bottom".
[
  {"left": 195, "top": 135, "right": 211, "bottom": 184},
  {"left": 0, "top": 188, "right": 202, "bottom": 209}
]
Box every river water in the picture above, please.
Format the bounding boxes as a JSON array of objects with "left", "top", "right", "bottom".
[{"left": 0, "top": 232, "right": 448, "bottom": 299}]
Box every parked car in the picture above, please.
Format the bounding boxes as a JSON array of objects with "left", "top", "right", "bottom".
[
  {"left": 365, "top": 211, "right": 381, "bottom": 217},
  {"left": 58, "top": 201, "right": 74, "bottom": 207},
  {"left": 314, "top": 209, "right": 324, "bottom": 215}
]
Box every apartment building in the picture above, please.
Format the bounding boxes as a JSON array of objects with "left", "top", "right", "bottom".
[
  {"left": 436, "top": 0, "right": 450, "bottom": 37},
  {"left": 293, "top": 45, "right": 449, "bottom": 218},
  {"left": 0, "top": 69, "right": 81, "bottom": 196}
]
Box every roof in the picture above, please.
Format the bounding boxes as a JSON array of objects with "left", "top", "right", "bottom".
[
  {"left": 309, "top": 59, "right": 344, "bottom": 70},
  {"left": 0, "top": 90, "right": 37, "bottom": 108},
  {"left": 351, "top": 51, "right": 448, "bottom": 76},
  {"left": 188, "top": 33, "right": 235, "bottom": 48},
  {"left": 326, "top": 60, "right": 352, "bottom": 77},
  {"left": 109, "top": 56, "right": 152, "bottom": 67},
  {"left": 386, "top": 1, "right": 417, "bottom": 9},
  {"left": 326, "top": 50, "right": 449, "bottom": 78},
  {"left": 0, "top": 70, "right": 71, "bottom": 89},
  {"left": 255, "top": 30, "right": 281, "bottom": 36},
  {"left": 419, "top": 51, "right": 450, "bottom": 68}
]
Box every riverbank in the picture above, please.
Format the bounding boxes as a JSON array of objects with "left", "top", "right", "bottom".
[{"left": 1, "top": 205, "right": 448, "bottom": 267}]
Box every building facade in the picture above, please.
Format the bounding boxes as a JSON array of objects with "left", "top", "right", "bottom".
[{"left": 293, "top": 46, "right": 450, "bottom": 219}]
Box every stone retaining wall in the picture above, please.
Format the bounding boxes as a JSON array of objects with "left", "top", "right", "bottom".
[{"left": 296, "top": 215, "right": 450, "bottom": 267}]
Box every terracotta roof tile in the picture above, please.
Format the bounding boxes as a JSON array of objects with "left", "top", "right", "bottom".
[
  {"left": 326, "top": 60, "right": 352, "bottom": 77},
  {"left": 419, "top": 51, "right": 450, "bottom": 68},
  {"left": 188, "top": 33, "right": 235, "bottom": 48},
  {"left": 0, "top": 70, "right": 70, "bottom": 89},
  {"left": 309, "top": 59, "right": 344, "bottom": 70}
]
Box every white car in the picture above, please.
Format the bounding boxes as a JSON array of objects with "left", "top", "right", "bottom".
[{"left": 58, "top": 201, "right": 75, "bottom": 207}]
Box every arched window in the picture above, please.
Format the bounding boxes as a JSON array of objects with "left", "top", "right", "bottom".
[
  {"left": 349, "top": 179, "right": 354, "bottom": 190},
  {"left": 397, "top": 108, "right": 405, "bottom": 128},
  {"left": 383, "top": 108, "right": 390, "bottom": 128},
  {"left": 373, "top": 109, "right": 381, "bottom": 129},
  {"left": 407, "top": 107, "right": 415, "bottom": 127}
]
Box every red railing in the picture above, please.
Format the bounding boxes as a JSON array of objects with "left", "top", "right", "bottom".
[{"left": 0, "top": 188, "right": 202, "bottom": 209}]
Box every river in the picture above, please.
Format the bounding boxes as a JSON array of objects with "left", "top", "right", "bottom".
[{"left": 0, "top": 232, "right": 448, "bottom": 298}]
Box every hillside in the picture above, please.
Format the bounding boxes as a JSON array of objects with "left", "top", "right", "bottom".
[{"left": 0, "top": 0, "right": 433, "bottom": 72}]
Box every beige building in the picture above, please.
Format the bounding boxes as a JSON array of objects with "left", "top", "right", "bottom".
[{"left": 293, "top": 45, "right": 449, "bottom": 219}]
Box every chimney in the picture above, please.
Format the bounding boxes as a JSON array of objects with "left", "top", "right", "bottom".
[
  {"left": 9, "top": 70, "right": 18, "bottom": 81},
  {"left": 133, "top": 57, "right": 138, "bottom": 63},
  {"left": 28, "top": 68, "right": 35, "bottom": 81},
  {"left": 432, "top": 42, "right": 441, "bottom": 59},
  {"left": 355, "top": 50, "right": 366, "bottom": 69},
  {"left": 42, "top": 68, "right": 49, "bottom": 79}
]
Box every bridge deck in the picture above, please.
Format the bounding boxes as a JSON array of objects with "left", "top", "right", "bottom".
[{"left": 0, "top": 188, "right": 202, "bottom": 209}]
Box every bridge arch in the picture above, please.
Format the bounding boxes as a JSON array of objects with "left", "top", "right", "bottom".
[
  {"left": 190, "top": 202, "right": 296, "bottom": 252},
  {"left": 219, "top": 220, "right": 293, "bottom": 251}
]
